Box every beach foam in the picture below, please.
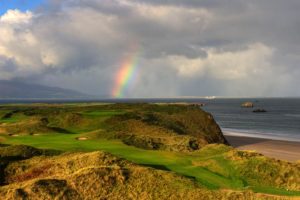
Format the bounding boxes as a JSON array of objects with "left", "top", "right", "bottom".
[{"left": 222, "top": 128, "right": 300, "bottom": 142}]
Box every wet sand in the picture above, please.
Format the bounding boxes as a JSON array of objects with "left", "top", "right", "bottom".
[{"left": 225, "top": 135, "right": 300, "bottom": 162}]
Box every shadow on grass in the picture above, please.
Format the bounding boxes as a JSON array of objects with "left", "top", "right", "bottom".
[
  {"left": 140, "top": 164, "right": 171, "bottom": 171},
  {"left": 49, "top": 127, "right": 74, "bottom": 134},
  {"left": 140, "top": 164, "right": 199, "bottom": 183}
]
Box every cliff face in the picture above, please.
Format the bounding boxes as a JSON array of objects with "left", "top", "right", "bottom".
[{"left": 106, "top": 104, "right": 227, "bottom": 152}]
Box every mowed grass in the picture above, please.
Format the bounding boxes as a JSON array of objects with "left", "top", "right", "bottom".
[{"left": 3, "top": 133, "right": 300, "bottom": 196}]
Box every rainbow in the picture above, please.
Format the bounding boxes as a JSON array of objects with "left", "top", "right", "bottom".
[{"left": 111, "top": 46, "right": 140, "bottom": 98}]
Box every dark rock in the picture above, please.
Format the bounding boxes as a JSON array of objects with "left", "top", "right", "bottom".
[{"left": 253, "top": 109, "right": 267, "bottom": 113}]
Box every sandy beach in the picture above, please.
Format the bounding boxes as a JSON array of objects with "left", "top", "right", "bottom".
[{"left": 225, "top": 135, "right": 300, "bottom": 162}]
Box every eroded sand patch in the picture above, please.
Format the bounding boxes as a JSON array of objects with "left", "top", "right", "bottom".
[{"left": 0, "top": 128, "right": 7, "bottom": 134}]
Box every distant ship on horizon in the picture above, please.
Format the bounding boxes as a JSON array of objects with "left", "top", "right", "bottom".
[{"left": 205, "top": 96, "right": 216, "bottom": 99}]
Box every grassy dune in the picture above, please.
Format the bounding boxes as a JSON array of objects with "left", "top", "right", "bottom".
[
  {"left": 0, "top": 103, "right": 300, "bottom": 198},
  {"left": 1, "top": 147, "right": 277, "bottom": 200}
]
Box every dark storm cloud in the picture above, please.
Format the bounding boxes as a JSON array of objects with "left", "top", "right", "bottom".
[{"left": 0, "top": 0, "right": 299, "bottom": 97}]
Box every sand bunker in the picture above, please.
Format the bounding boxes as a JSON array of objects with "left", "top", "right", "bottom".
[
  {"left": 76, "top": 137, "right": 89, "bottom": 141},
  {"left": 9, "top": 134, "right": 19, "bottom": 137}
]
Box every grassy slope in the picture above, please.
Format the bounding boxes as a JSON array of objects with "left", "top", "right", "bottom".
[
  {"left": 3, "top": 134, "right": 300, "bottom": 196},
  {"left": 0, "top": 149, "right": 268, "bottom": 200},
  {"left": 0, "top": 104, "right": 299, "bottom": 197}
]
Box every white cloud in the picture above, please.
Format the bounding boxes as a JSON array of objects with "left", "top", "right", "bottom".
[
  {"left": 0, "top": 9, "right": 64, "bottom": 77},
  {"left": 131, "top": 1, "right": 212, "bottom": 30},
  {"left": 0, "top": 9, "right": 33, "bottom": 24},
  {"left": 166, "top": 43, "right": 273, "bottom": 80}
]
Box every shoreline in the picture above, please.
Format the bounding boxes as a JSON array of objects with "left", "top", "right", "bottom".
[
  {"left": 223, "top": 128, "right": 300, "bottom": 142},
  {"left": 225, "top": 135, "right": 300, "bottom": 162}
]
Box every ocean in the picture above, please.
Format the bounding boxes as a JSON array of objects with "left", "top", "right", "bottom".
[
  {"left": 200, "top": 98, "right": 300, "bottom": 142},
  {"left": 0, "top": 97, "right": 299, "bottom": 142}
]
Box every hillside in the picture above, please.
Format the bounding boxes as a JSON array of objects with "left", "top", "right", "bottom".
[
  {"left": 0, "top": 103, "right": 227, "bottom": 151},
  {"left": 0, "top": 145, "right": 299, "bottom": 200},
  {"left": 0, "top": 80, "right": 88, "bottom": 99},
  {"left": 0, "top": 103, "right": 299, "bottom": 199}
]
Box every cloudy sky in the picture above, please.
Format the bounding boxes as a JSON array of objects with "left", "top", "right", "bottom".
[{"left": 0, "top": 0, "right": 299, "bottom": 97}]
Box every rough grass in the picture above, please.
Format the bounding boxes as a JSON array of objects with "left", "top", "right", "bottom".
[
  {"left": 81, "top": 110, "right": 125, "bottom": 117},
  {"left": 0, "top": 112, "right": 27, "bottom": 124},
  {"left": 1, "top": 150, "right": 279, "bottom": 200}
]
